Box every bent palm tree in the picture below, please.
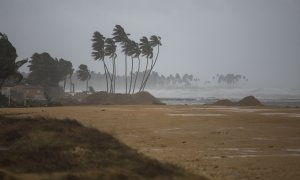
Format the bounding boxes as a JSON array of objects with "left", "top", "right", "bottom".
[
  {"left": 113, "top": 25, "right": 130, "bottom": 94},
  {"left": 104, "top": 38, "right": 117, "bottom": 93},
  {"left": 76, "top": 64, "right": 91, "bottom": 94},
  {"left": 127, "top": 40, "right": 141, "bottom": 94},
  {"left": 125, "top": 40, "right": 136, "bottom": 94},
  {"left": 139, "top": 37, "right": 153, "bottom": 92},
  {"left": 141, "top": 35, "right": 161, "bottom": 91},
  {"left": 91, "top": 31, "right": 112, "bottom": 93}
]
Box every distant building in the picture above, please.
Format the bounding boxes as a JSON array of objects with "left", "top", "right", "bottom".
[{"left": 1, "top": 85, "right": 47, "bottom": 101}]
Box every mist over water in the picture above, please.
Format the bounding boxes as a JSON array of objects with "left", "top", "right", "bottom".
[{"left": 148, "top": 87, "right": 300, "bottom": 106}]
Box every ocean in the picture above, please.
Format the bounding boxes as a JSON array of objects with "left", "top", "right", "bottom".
[{"left": 147, "top": 87, "right": 300, "bottom": 107}]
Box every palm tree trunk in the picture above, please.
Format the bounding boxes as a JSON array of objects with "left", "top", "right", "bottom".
[
  {"left": 110, "top": 58, "right": 114, "bottom": 93},
  {"left": 133, "top": 57, "right": 140, "bottom": 94},
  {"left": 0, "top": 79, "right": 5, "bottom": 89},
  {"left": 103, "top": 61, "right": 109, "bottom": 93},
  {"left": 63, "top": 78, "right": 66, "bottom": 92},
  {"left": 141, "top": 57, "right": 153, "bottom": 91},
  {"left": 103, "top": 61, "right": 112, "bottom": 93},
  {"left": 129, "top": 57, "right": 134, "bottom": 94},
  {"left": 113, "top": 55, "right": 117, "bottom": 93},
  {"left": 142, "top": 46, "right": 160, "bottom": 91},
  {"left": 72, "top": 83, "right": 75, "bottom": 92},
  {"left": 86, "top": 79, "right": 89, "bottom": 95},
  {"left": 139, "top": 57, "right": 148, "bottom": 92},
  {"left": 69, "top": 74, "right": 73, "bottom": 92},
  {"left": 125, "top": 55, "right": 128, "bottom": 94}
]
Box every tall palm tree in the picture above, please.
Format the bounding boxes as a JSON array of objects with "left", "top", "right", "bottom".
[
  {"left": 141, "top": 35, "right": 161, "bottom": 91},
  {"left": 125, "top": 40, "right": 136, "bottom": 94},
  {"left": 113, "top": 25, "right": 130, "bottom": 94},
  {"left": 76, "top": 64, "right": 91, "bottom": 94},
  {"left": 104, "top": 38, "right": 117, "bottom": 93},
  {"left": 91, "top": 31, "right": 112, "bottom": 93},
  {"left": 127, "top": 40, "right": 141, "bottom": 94},
  {"left": 138, "top": 36, "right": 153, "bottom": 92}
]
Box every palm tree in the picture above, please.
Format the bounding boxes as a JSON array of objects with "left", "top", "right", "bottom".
[
  {"left": 127, "top": 40, "right": 141, "bottom": 94},
  {"left": 124, "top": 40, "right": 136, "bottom": 94},
  {"left": 58, "top": 58, "right": 72, "bottom": 92},
  {"left": 104, "top": 38, "right": 117, "bottom": 93},
  {"left": 113, "top": 25, "right": 130, "bottom": 94},
  {"left": 69, "top": 68, "right": 74, "bottom": 93},
  {"left": 141, "top": 35, "right": 161, "bottom": 91},
  {"left": 139, "top": 36, "right": 153, "bottom": 92},
  {"left": 91, "top": 31, "right": 112, "bottom": 93},
  {"left": 76, "top": 64, "right": 91, "bottom": 94},
  {"left": 0, "top": 32, "right": 27, "bottom": 88}
]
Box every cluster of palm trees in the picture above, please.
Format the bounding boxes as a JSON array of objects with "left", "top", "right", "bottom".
[
  {"left": 214, "top": 74, "right": 248, "bottom": 87},
  {"left": 91, "top": 25, "right": 161, "bottom": 94}
]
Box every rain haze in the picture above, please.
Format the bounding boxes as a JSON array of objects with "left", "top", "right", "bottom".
[
  {"left": 2, "top": 1, "right": 300, "bottom": 179},
  {"left": 1, "top": 0, "right": 300, "bottom": 89}
]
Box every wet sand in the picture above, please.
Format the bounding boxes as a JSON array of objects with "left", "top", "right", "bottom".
[{"left": 1, "top": 105, "right": 300, "bottom": 180}]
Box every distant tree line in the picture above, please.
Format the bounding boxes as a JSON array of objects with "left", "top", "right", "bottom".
[
  {"left": 20, "top": 70, "right": 201, "bottom": 92},
  {"left": 71, "top": 71, "right": 201, "bottom": 90},
  {"left": 213, "top": 73, "right": 248, "bottom": 87}
]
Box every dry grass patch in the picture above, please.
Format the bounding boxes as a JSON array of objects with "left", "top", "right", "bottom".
[{"left": 0, "top": 115, "right": 206, "bottom": 180}]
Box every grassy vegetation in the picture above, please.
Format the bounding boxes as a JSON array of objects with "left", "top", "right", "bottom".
[{"left": 0, "top": 115, "right": 207, "bottom": 180}]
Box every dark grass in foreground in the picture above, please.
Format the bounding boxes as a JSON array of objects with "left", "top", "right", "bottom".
[{"left": 0, "top": 116, "right": 207, "bottom": 180}]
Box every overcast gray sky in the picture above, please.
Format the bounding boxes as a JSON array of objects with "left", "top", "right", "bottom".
[{"left": 1, "top": 0, "right": 300, "bottom": 88}]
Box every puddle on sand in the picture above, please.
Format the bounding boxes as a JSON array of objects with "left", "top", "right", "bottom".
[
  {"left": 154, "top": 128, "right": 182, "bottom": 133},
  {"left": 286, "top": 149, "right": 300, "bottom": 152},
  {"left": 206, "top": 154, "right": 300, "bottom": 159},
  {"left": 260, "top": 113, "right": 300, "bottom": 118},
  {"left": 143, "top": 108, "right": 172, "bottom": 111},
  {"left": 167, "top": 113, "right": 226, "bottom": 117},
  {"left": 156, "top": 128, "right": 181, "bottom": 131},
  {"left": 217, "top": 147, "right": 259, "bottom": 152},
  {"left": 288, "top": 114, "right": 300, "bottom": 118},
  {"left": 193, "top": 107, "right": 273, "bottom": 113},
  {"left": 221, "top": 108, "right": 273, "bottom": 113},
  {"left": 252, "top": 137, "right": 275, "bottom": 141}
]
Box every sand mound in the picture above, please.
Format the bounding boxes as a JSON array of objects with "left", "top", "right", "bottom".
[
  {"left": 212, "top": 99, "right": 235, "bottom": 106},
  {"left": 211, "top": 95, "right": 263, "bottom": 106},
  {"left": 83, "top": 91, "right": 164, "bottom": 105},
  {"left": 236, "top": 96, "right": 263, "bottom": 106}
]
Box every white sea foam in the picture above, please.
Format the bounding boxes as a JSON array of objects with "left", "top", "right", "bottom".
[{"left": 148, "top": 87, "right": 300, "bottom": 106}]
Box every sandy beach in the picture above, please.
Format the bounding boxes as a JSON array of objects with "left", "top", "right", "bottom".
[{"left": 1, "top": 105, "right": 300, "bottom": 180}]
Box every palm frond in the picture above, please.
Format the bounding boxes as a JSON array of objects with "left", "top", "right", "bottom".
[
  {"left": 150, "top": 35, "right": 162, "bottom": 47},
  {"left": 91, "top": 31, "right": 106, "bottom": 61}
]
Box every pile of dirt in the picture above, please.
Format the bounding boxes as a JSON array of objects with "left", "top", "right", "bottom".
[
  {"left": 236, "top": 96, "right": 263, "bottom": 106},
  {"left": 211, "top": 95, "right": 263, "bottom": 106},
  {"left": 83, "top": 91, "right": 164, "bottom": 105},
  {"left": 211, "top": 99, "right": 235, "bottom": 106},
  {"left": 0, "top": 116, "right": 205, "bottom": 180}
]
